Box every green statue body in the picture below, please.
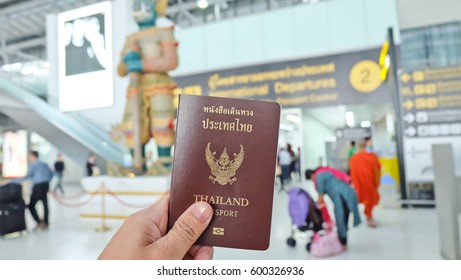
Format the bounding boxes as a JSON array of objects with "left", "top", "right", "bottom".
[{"left": 117, "top": 0, "right": 178, "bottom": 175}]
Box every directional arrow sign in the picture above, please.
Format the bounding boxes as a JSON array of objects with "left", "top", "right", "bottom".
[
  {"left": 401, "top": 87, "right": 413, "bottom": 96},
  {"left": 401, "top": 72, "right": 411, "bottom": 83},
  {"left": 405, "top": 126, "right": 416, "bottom": 137},
  {"left": 403, "top": 100, "right": 414, "bottom": 110},
  {"left": 404, "top": 112, "right": 415, "bottom": 124}
]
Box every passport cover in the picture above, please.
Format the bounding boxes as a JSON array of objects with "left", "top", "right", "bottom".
[{"left": 168, "top": 94, "right": 281, "bottom": 250}]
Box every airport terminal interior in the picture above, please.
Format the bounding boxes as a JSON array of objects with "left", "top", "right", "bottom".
[{"left": 1, "top": 0, "right": 461, "bottom": 260}]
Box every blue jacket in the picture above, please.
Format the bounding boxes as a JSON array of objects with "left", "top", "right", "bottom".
[{"left": 11, "top": 160, "right": 53, "bottom": 185}]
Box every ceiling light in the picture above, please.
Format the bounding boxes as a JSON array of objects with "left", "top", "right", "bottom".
[
  {"left": 1, "top": 64, "right": 12, "bottom": 71},
  {"left": 9, "top": 62, "right": 23, "bottom": 71},
  {"left": 21, "top": 65, "right": 38, "bottom": 75},
  {"left": 197, "top": 0, "right": 208, "bottom": 9},
  {"left": 345, "top": 111, "right": 355, "bottom": 127},
  {"left": 360, "top": 121, "right": 371, "bottom": 128},
  {"left": 280, "top": 124, "right": 294, "bottom": 131},
  {"left": 286, "top": 114, "right": 301, "bottom": 124}
]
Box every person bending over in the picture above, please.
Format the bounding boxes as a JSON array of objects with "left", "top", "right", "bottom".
[{"left": 305, "top": 169, "right": 361, "bottom": 249}]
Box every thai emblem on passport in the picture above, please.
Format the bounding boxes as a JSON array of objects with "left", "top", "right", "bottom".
[
  {"left": 212, "top": 227, "right": 225, "bottom": 235},
  {"left": 205, "top": 142, "right": 244, "bottom": 186}
]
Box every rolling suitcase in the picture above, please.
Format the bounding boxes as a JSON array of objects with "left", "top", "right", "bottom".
[
  {"left": 0, "top": 200, "right": 27, "bottom": 236},
  {"left": 0, "top": 183, "right": 23, "bottom": 203}
]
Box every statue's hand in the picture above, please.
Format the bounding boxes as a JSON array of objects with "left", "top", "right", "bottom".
[
  {"left": 123, "top": 51, "right": 143, "bottom": 73},
  {"left": 123, "top": 51, "right": 141, "bottom": 64},
  {"left": 126, "top": 59, "right": 143, "bottom": 73}
]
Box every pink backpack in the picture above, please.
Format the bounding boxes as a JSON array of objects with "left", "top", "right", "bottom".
[{"left": 310, "top": 231, "right": 344, "bottom": 257}]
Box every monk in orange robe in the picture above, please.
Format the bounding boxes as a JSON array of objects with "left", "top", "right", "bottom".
[{"left": 350, "top": 138, "right": 380, "bottom": 227}]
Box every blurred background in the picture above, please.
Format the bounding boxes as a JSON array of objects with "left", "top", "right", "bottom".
[{"left": 0, "top": 0, "right": 460, "bottom": 260}]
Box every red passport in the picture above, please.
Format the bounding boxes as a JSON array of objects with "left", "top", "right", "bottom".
[{"left": 168, "top": 94, "right": 281, "bottom": 250}]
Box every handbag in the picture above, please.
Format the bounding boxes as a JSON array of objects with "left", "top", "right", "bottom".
[{"left": 310, "top": 231, "right": 344, "bottom": 257}]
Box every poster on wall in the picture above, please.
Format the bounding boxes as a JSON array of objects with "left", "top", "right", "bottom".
[
  {"left": 2, "top": 130, "right": 28, "bottom": 179},
  {"left": 403, "top": 136, "right": 461, "bottom": 201},
  {"left": 57, "top": 1, "right": 113, "bottom": 112}
]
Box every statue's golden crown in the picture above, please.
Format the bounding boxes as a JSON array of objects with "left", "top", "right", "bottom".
[{"left": 156, "top": 0, "right": 168, "bottom": 16}]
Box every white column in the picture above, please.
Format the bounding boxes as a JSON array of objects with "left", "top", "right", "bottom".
[{"left": 432, "top": 143, "right": 461, "bottom": 259}]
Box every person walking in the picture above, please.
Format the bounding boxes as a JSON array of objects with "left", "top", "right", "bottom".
[
  {"left": 287, "top": 144, "right": 296, "bottom": 177},
  {"left": 86, "top": 153, "right": 99, "bottom": 176},
  {"left": 293, "top": 147, "right": 302, "bottom": 181},
  {"left": 11, "top": 151, "right": 53, "bottom": 230},
  {"left": 275, "top": 154, "right": 284, "bottom": 192},
  {"left": 350, "top": 138, "right": 381, "bottom": 227},
  {"left": 278, "top": 147, "right": 292, "bottom": 186},
  {"left": 347, "top": 141, "right": 357, "bottom": 174},
  {"left": 53, "top": 153, "right": 65, "bottom": 194}
]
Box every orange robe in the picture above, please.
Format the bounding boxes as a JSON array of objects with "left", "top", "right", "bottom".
[{"left": 350, "top": 151, "right": 380, "bottom": 219}]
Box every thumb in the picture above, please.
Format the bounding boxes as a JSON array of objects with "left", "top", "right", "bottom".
[{"left": 154, "top": 202, "right": 213, "bottom": 259}]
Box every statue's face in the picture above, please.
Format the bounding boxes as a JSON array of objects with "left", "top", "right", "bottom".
[{"left": 132, "top": 0, "right": 157, "bottom": 28}]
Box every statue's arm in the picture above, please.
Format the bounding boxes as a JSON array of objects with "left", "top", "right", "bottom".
[
  {"left": 142, "top": 28, "right": 178, "bottom": 73},
  {"left": 117, "top": 58, "right": 128, "bottom": 77},
  {"left": 142, "top": 41, "right": 178, "bottom": 73},
  {"left": 117, "top": 37, "right": 132, "bottom": 77}
]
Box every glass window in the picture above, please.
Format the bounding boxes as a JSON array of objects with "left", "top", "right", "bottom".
[{"left": 401, "top": 22, "right": 461, "bottom": 70}]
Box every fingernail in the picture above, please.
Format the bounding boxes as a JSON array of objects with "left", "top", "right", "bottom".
[{"left": 192, "top": 202, "right": 211, "bottom": 222}]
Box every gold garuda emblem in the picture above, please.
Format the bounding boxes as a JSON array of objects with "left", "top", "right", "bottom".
[{"left": 205, "top": 142, "right": 244, "bottom": 186}]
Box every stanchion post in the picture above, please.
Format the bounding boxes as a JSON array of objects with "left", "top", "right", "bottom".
[{"left": 95, "top": 182, "right": 111, "bottom": 232}]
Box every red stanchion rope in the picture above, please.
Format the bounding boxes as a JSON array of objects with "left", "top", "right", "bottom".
[
  {"left": 49, "top": 190, "right": 88, "bottom": 200},
  {"left": 105, "top": 189, "right": 152, "bottom": 208},
  {"left": 49, "top": 187, "right": 158, "bottom": 209},
  {"left": 49, "top": 191, "right": 96, "bottom": 208}
]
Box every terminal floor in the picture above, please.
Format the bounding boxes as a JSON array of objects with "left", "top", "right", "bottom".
[{"left": 0, "top": 182, "right": 441, "bottom": 260}]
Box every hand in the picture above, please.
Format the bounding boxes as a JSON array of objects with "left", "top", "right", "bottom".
[
  {"left": 125, "top": 59, "right": 143, "bottom": 73},
  {"left": 317, "top": 195, "right": 325, "bottom": 207},
  {"left": 98, "top": 195, "right": 214, "bottom": 260},
  {"left": 123, "top": 51, "right": 143, "bottom": 73},
  {"left": 123, "top": 51, "right": 141, "bottom": 63}
]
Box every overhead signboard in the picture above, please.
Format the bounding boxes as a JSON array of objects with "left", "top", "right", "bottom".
[
  {"left": 400, "top": 65, "right": 461, "bottom": 138},
  {"left": 335, "top": 128, "right": 371, "bottom": 140},
  {"left": 174, "top": 48, "right": 392, "bottom": 108},
  {"left": 400, "top": 65, "right": 461, "bottom": 202},
  {"left": 57, "top": 1, "right": 113, "bottom": 112}
]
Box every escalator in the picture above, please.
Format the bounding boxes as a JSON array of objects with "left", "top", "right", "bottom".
[{"left": 0, "top": 75, "right": 128, "bottom": 169}]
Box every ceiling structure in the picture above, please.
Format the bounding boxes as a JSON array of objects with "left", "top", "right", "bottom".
[
  {"left": 306, "top": 103, "right": 395, "bottom": 130},
  {"left": 0, "top": 0, "right": 105, "bottom": 65},
  {"left": 0, "top": 0, "right": 321, "bottom": 65},
  {"left": 279, "top": 102, "right": 395, "bottom": 133}
]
